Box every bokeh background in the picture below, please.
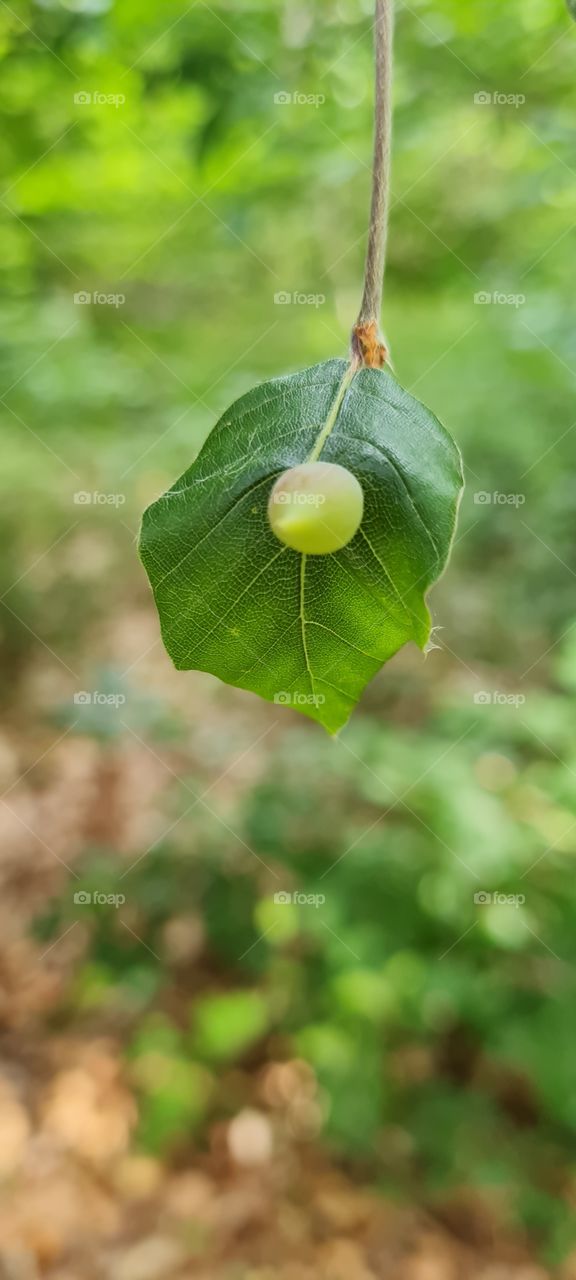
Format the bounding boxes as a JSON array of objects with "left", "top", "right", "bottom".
[{"left": 2, "top": 0, "right": 576, "bottom": 1276}]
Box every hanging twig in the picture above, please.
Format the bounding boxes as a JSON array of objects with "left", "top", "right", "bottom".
[{"left": 352, "top": 0, "right": 394, "bottom": 368}]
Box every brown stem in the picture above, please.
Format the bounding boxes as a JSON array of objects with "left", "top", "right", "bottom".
[{"left": 352, "top": 0, "right": 394, "bottom": 368}]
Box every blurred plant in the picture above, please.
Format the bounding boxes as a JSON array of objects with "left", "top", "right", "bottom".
[{"left": 6, "top": 0, "right": 576, "bottom": 1263}]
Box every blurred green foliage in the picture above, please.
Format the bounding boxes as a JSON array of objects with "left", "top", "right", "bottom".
[{"left": 5, "top": 0, "right": 576, "bottom": 1264}]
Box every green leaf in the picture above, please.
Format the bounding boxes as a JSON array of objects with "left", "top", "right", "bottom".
[
  {"left": 140, "top": 358, "right": 463, "bottom": 733},
  {"left": 191, "top": 989, "right": 269, "bottom": 1062}
]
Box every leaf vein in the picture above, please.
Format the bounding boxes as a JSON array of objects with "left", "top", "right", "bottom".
[
  {"left": 299, "top": 552, "right": 316, "bottom": 700},
  {"left": 306, "top": 620, "right": 383, "bottom": 661},
  {"left": 153, "top": 473, "right": 275, "bottom": 588},
  {"left": 344, "top": 433, "right": 441, "bottom": 562},
  {"left": 359, "top": 528, "right": 423, "bottom": 642},
  {"left": 177, "top": 544, "right": 289, "bottom": 666}
]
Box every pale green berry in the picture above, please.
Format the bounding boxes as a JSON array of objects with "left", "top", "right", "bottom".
[{"left": 268, "top": 461, "right": 364, "bottom": 555}]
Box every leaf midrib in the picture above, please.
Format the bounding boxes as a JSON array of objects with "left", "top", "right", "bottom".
[{"left": 299, "top": 361, "right": 359, "bottom": 700}]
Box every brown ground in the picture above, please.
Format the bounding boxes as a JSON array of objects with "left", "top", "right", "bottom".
[{"left": 0, "top": 607, "right": 571, "bottom": 1280}]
